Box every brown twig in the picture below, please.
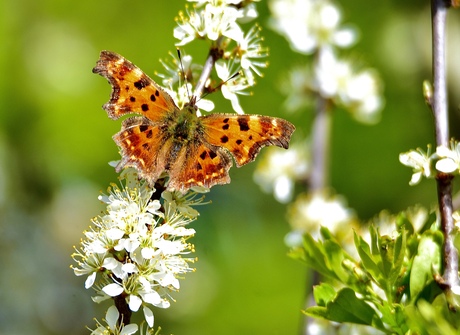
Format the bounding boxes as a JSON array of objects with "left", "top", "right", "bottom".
[{"left": 114, "top": 293, "right": 132, "bottom": 326}]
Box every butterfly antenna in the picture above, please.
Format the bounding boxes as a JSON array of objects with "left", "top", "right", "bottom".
[
  {"left": 200, "top": 71, "right": 240, "bottom": 101},
  {"left": 176, "top": 48, "right": 192, "bottom": 101}
]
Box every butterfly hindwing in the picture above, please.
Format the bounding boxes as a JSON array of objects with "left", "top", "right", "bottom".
[
  {"left": 113, "top": 116, "right": 169, "bottom": 185},
  {"left": 93, "top": 51, "right": 179, "bottom": 123},
  {"left": 167, "top": 141, "right": 233, "bottom": 192},
  {"left": 201, "top": 113, "right": 295, "bottom": 167}
]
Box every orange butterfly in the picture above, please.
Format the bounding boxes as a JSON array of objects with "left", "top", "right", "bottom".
[{"left": 93, "top": 51, "right": 295, "bottom": 193}]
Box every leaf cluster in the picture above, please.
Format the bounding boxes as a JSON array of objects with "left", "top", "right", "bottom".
[{"left": 290, "top": 208, "right": 460, "bottom": 334}]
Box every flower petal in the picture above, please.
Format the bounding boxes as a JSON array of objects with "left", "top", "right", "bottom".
[
  {"left": 102, "top": 283, "right": 124, "bottom": 297},
  {"left": 143, "top": 306, "right": 155, "bottom": 328}
]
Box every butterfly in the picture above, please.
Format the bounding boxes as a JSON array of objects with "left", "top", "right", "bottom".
[{"left": 93, "top": 50, "right": 295, "bottom": 193}]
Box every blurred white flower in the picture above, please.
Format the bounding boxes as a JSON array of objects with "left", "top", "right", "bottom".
[
  {"left": 280, "top": 49, "right": 383, "bottom": 123},
  {"left": 281, "top": 63, "right": 314, "bottom": 112},
  {"left": 269, "top": 0, "right": 357, "bottom": 54},
  {"left": 286, "top": 190, "right": 356, "bottom": 246},
  {"left": 399, "top": 146, "right": 434, "bottom": 185},
  {"left": 254, "top": 140, "right": 310, "bottom": 203},
  {"left": 313, "top": 48, "right": 383, "bottom": 124}
]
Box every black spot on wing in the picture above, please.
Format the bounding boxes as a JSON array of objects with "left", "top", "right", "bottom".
[
  {"left": 134, "top": 76, "right": 149, "bottom": 90},
  {"left": 237, "top": 117, "right": 250, "bottom": 131},
  {"left": 209, "top": 150, "right": 217, "bottom": 160}
]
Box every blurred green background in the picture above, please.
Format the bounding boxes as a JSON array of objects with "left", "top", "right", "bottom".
[{"left": 1, "top": 0, "right": 460, "bottom": 334}]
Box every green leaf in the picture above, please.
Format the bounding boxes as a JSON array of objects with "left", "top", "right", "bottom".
[
  {"left": 410, "top": 231, "right": 443, "bottom": 300},
  {"left": 379, "top": 234, "right": 394, "bottom": 278},
  {"left": 291, "top": 229, "right": 351, "bottom": 283},
  {"left": 354, "top": 231, "right": 381, "bottom": 282},
  {"left": 298, "top": 234, "right": 339, "bottom": 280},
  {"left": 405, "top": 299, "right": 459, "bottom": 335},
  {"left": 312, "top": 283, "right": 337, "bottom": 307},
  {"left": 389, "top": 228, "right": 406, "bottom": 284},
  {"left": 305, "top": 288, "right": 385, "bottom": 331},
  {"left": 378, "top": 303, "right": 409, "bottom": 335}
]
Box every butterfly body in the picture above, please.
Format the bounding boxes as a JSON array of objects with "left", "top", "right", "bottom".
[{"left": 93, "top": 51, "right": 295, "bottom": 193}]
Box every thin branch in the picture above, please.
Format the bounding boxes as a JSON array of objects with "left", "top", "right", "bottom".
[
  {"left": 431, "top": 0, "right": 449, "bottom": 147},
  {"left": 302, "top": 95, "right": 331, "bottom": 335},
  {"left": 193, "top": 37, "right": 225, "bottom": 99},
  {"left": 431, "top": 0, "right": 459, "bottom": 308},
  {"left": 309, "top": 95, "right": 331, "bottom": 191}
]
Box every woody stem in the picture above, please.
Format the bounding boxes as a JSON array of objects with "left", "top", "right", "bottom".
[
  {"left": 114, "top": 294, "right": 132, "bottom": 326},
  {"left": 431, "top": 0, "right": 459, "bottom": 307}
]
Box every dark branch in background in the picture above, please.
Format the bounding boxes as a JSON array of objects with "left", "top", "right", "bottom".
[
  {"left": 302, "top": 95, "right": 331, "bottom": 335},
  {"left": 431, "top": 0, "right": 459, "bottom": 310},
  {"left": 309, "top": 96, "right": 331, "bottom": 191}
]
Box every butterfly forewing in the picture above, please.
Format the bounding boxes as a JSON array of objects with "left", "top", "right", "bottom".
[
  {"left": 93, "top": 51, "right": 179, "bottom": 123},
  {"left": 201, "top": 114, "right": 295, "bottom": 167}
]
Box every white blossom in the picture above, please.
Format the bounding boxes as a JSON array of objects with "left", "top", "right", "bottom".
[
  {"left": 215, "top": 60, "right": 250, "bottom": 114},
  {"left": 90, "top": 306, "right": 138, "bottom": 335},
  {"left": 235, "top": 24, "right": 268, "bottom": 86},
  {"left": 72, "top": 168, "right": 199, "bottom": 327},
  {"left": 435, "top": 142, "right": 460, "bottom": 174},
  {"left": 174, "top": 3, "right": 243, "bottom": 46},
  {"left": 399, "top": 146, "right": 434, "bottom": 185}
]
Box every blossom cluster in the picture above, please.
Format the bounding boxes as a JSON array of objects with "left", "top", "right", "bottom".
[
  {"left": 254, "top": 0, "right": 384, "bottom": 246},
  {"left": 270, "top": 0, "right": 383, "bottom": 124},
  {"left": 269, "top": 0, "right": 356, "bottom": 54},
  {"left": 399, "top": 141, "right": 460, "bottom": 185},
  {"left": 159, "top": 0, "right": 267, "bottom": 114},
  {"left": 285, "top": 190, "right": 357, "bottom": 247},
  {"left": 253, "top": 140, "right": 310, "bottom": 203},
  {"left": 72, "top": 168, "right": 204, "bottom": 331}
]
